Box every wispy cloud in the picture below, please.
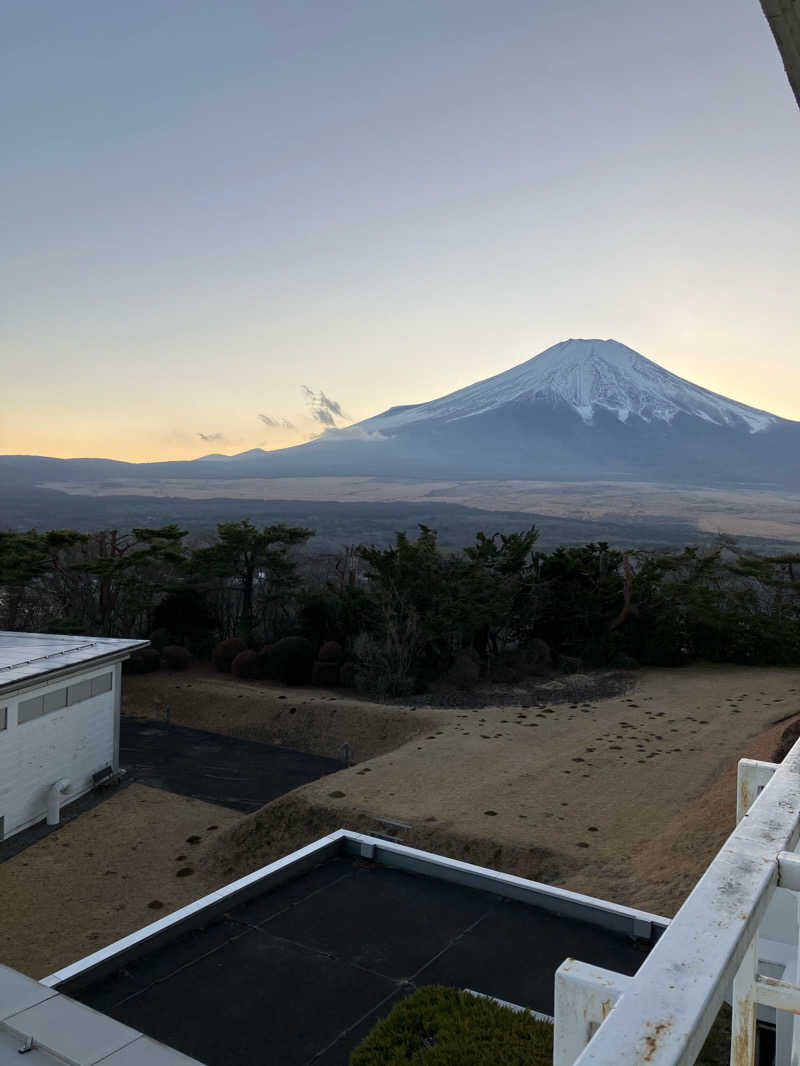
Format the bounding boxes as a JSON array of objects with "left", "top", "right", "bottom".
[
  {"left": 313, "top": 407, "right": 336, "bottom": 427},
  {"left": 258, "top": 413, "right": 296, "bottom": 430},
  {"left": 198, "top": 431, "right": 225, "bottom": 442},
  {"left": 302, "top": 386, "right": 348, "bottom": 427}
]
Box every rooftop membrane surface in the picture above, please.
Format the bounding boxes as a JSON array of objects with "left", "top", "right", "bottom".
[{"left": 65, "top": 856, "right": 652, "bottom": 1066}]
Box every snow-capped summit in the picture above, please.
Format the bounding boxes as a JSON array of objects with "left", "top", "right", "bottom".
[{"left": 359, "top": 339, "right": 779, "bottom": 435}]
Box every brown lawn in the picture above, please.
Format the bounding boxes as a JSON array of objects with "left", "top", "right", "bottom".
[
  {"left": 0, "top": 784, "right": 240, "bottom": 979},
  {"left": 191, "top": 664, "right": 800, "bottom": 917}
]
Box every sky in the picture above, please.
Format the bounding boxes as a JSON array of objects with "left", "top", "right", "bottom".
[{"left": 1, "top": 0, "right": 798, "bottom": 462}]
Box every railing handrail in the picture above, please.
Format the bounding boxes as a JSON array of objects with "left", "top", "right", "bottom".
[{"left": 566, "top": 739, "right": 800, "bottom": 1066}]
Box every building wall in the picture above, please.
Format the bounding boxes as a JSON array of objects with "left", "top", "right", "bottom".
[
  {"left": 0, "top": 662, "right": 121, "bottom": 839},
  {"left": 761, "top": 0, "right": 800, "bottom": 107}
]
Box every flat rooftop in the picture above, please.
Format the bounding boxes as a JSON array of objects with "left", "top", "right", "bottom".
[
  {"left": 0, "top": 632, "right": 147, "bottom": 692},
  {"left": 55, "top": 833, "right": 667, "bottom": 1066}
]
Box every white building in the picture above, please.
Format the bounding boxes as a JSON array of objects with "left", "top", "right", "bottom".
[{"left": 0, "top": 632, "right": 148, "bottom": 841}]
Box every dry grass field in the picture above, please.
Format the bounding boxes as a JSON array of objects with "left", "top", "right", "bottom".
[
  {"left": 197, "top": 665, "right": 800, "bottom": 917},
  {"left": 0, "top": 784, "right": 240, "bottom": 978}
]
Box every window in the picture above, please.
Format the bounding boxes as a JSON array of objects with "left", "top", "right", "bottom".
[
  {"left": 16, "top": 672, "right": 115, "bottom": 725},
  {"left": 90, "top": 673, "right": 112, "bottom": 697},
  {"left": 18, "top": 695, "right": 44, "bottom": 724},
  {"left": 67, "top": 679, "right": 92, "bottom": 705},
  {"left": 43, "top": 689, "right": 68, "bottom": 714}
]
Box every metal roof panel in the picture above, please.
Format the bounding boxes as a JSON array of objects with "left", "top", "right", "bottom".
[{"left": 0, "top": 632, "right": 148, "bottom": 692}]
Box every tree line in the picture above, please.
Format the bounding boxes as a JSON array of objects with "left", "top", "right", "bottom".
[{"left": 1, "top": 520, "right": 799, "bottom": 695}]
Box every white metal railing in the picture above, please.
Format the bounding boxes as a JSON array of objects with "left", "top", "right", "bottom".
[{"left": 555, "top": 738, "right": 800, "bottom": 1066}]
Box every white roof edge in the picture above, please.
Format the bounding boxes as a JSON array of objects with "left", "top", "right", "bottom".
[
  {"left": 45, "top": 829, "right": 668, "bottom": 990},
  {"left": 0, "top": 632, "right": 150, "bottom": 693},
  {"left": 0, "top": 965, "right": 203, "bottom": 1065}
]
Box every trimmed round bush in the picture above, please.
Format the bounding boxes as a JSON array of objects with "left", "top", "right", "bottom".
[
  {"left": 270, "top": 636, "right": 315, "bottom": 685},
  {"left": 123, "top": 647, "right": 161, "bottom": 675},
  {"left": 213, "top": 638, "right": 247, "bottom": 673},
  {"left": 318, "top": 640, "right": 344, "bottom": 663},
  {"left": 163, "top": 645, "right": 191, "bottom": 671},
  {"left": 232, "top": 649, "right": 263, "bottom": 680}
]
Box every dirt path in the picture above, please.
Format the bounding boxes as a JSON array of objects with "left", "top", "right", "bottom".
[
  {"left": 0, "top": 784, "right": 240, "bottom": 979},
  {"left": 203, "top": 665, "right": 800, "bottom": 917}
]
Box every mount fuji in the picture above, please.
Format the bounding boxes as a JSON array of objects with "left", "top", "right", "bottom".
[
  {"left": 359, "top": 338, "right": 779, "bottom": 435},
  {"left": 237, "top": 338, "right": 798, "bottom": 486},
  {"left": 2, "top": 339, "right": 798, "bottom": 489}
]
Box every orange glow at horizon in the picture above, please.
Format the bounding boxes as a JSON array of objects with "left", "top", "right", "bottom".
[{"left": 3, "top": 335, "right": 800, "bottom": 465}]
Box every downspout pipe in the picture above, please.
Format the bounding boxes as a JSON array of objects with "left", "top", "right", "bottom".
[{"left": 46, "top": 779, "right": 72, "bottom": 826}]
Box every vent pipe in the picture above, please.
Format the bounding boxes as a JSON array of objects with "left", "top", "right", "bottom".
[{"left": 46, "top": 779, "right": 72, "bottom": 826}]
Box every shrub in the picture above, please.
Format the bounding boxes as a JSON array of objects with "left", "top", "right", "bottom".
[
  {"left": 151, "top": 588, "right": 217, "bottom": 648},
  {"left": 260, "top": 644, "right": 275, "bottom": 679},
  {"left": 352, "top": 629, "right": 418, "bottom": 700},
  {"left": 521, "top": 638, "right": 552, "bottom": 675},
  {"left": 42, "top": 618, "right": 87, "bottom": 636},
  {"left": 213, "top": 638, "right": 247, "bottom": 673},
  {"left": 318, "top": 640, "right": 344, "bottom": 663},
  {"left": 298, "top": 593, "right": 342, "bottom": 646},
  {"left": 446, "top": 652, "right": 481, "bottom": 691},
  {"left": 351, "top": 986, "right": 552, "bottom": 1065},
  {"left": 163, "top": 645, "right": 191, "bottom": 671},
  {"left": 123, "top": 647, "right": 161, "bottom": 675},
  {"left": 312, "top": 660, "right": 340, "bottom": 686},
  {"left": 148, "top": 628, "right": 172, "bottom": 652},
  {"left": 270, "top": 636, "right": 315, "bottom": 685},
  {"left": 581, "top": 638, "right": 611, "bottom": 669},
  {"left": 557, "top": 654, "right": 582, "bottom": 675},
  {"left": 339, "top": 661, "right": 356, "bottom": 688},
  {"left": 611, "top": 652, "right": 640, "bottom": 670},
  {"left": 232, "top": 649, "right": 263, "bottom": 680}
]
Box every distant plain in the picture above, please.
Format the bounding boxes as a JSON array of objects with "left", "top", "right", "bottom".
[{"left": 40, "top": 477, "right": 800, "bottom": 546}]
